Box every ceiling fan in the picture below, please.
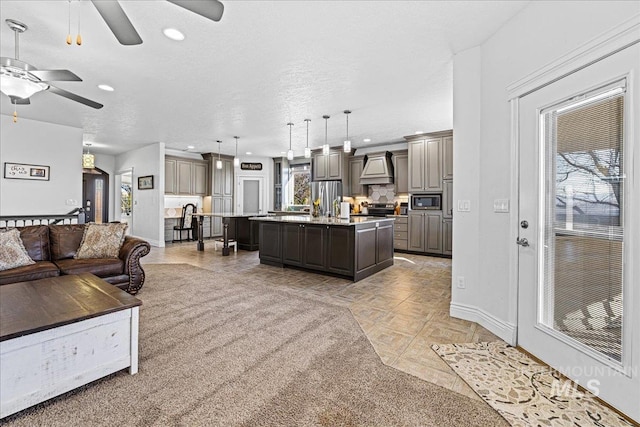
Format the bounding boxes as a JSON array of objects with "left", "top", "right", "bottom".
[
  {"left": 91, "top": 0, "right": 224, "bottom": 45},
  {"left": 0, "top": 19, "right": 103, "bottom": 110}
]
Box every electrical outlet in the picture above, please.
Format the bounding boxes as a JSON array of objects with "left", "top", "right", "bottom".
[{"left": 456, "top": 276, "right": 465, "bottom": 289}]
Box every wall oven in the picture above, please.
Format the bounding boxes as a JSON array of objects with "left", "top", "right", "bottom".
[{"left": 410, "top": 193, "right": 442, "bottom": 210}]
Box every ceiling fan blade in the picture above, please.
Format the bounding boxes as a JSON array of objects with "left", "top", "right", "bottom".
[
  {"left": 48, "top": 85, "right": 103, "bottom": 109},
  {"left": 9, "top": 96, "right": 30, "bottom": 105},
  {"left": 91, "top": 0, "right": 143, "bottom": 45},
  {"left": 167, "top": 0, "right": 224, "bottom": 22},
  {"left": 30, "top": 69, "right": 82, "bottom": 82}
]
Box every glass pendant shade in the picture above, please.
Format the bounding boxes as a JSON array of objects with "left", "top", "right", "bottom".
[
  {"left": 322, "top": 144, "right": 330, "bottom": 155},
  {"left": 343, "top": 140, "right": 351, "bottom": 152},
  {"left": 286, "top": 122, "right": 294, "bottom": 161},
  {"left": 82, "top": 153, "right": 95, "bottom": 169},
  {"left": 0, "top": 74, "right": 49, "bottom": 99},
  {"left": 216, "top": 159, "right": 223, "bottom": 170},
  {"left": 287, "top": 149, "right": 294, "bottom": 161},
  {"left": 233, "top": 136, "right": 240, "bottom": 167},
  {"left": 343, "top": 110, "right": 352, "bottom": 153},
  {"left": 304, "top": 147, "right": 311, "bottom": 158}
]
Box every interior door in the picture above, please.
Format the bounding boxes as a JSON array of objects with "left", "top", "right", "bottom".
[
  {"left": 517, "top": 44, "right": 639, "bottom": 419},
  {"left": 239, "top": 177, "right": 263, "bottom": 215}
]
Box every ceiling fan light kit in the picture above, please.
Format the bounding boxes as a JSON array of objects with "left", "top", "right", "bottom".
[{"left": 1, "top": 19, "right": 103, "bottom": 111}]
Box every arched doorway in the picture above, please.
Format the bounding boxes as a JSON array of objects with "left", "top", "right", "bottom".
[{"left": 82, "top": 167, "right": 109, "bottom": 223}]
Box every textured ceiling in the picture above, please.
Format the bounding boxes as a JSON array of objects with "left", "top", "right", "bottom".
[{"left": 0, "top": 1, "right": 529, "bottom": 157}]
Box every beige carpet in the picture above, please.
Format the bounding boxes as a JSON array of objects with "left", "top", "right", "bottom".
[
  {"left": 3, "top": 264, "right": 506, "bottom": 426},
  {"left": 432, "top": 342, "right": 634, "bottom": 427}
]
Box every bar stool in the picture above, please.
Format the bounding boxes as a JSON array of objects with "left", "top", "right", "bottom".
[{"left": 214, "top": 238, "right": 237, "bottom": 252}]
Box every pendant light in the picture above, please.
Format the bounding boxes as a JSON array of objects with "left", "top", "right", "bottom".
[
  {"left": 216, "top": 140, "right": 222, "bottom": 170},
  {"left": 322, "top": 115, "right": 330, "bottom": 155},
  {"left": 343, "top": 110, "right": 351, "bottom": 153},
  {"left": 304, "top": 119, "right": 311, "bottom": 158},
  {"left": 82, "top": 143, "right": 95, "bottom": 169},
  {"left": 286, "top": 122, "right": 294, "bottom": 161},
  {"left": 233, "top": 136, "right": 240, "bottom": 167}
]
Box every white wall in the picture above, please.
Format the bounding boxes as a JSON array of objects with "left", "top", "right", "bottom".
[
  {"left": 115, "top": 143, "right": 165, "bottom": 246},
  {"left": 451, "top": 1, "right": 639, "bottom": 341},
  {"left": 0, "top": 116, "right": 82, "bottom": 216}
]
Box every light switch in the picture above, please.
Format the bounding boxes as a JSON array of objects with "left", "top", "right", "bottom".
[
  {"left": 457, "top": 200, "right": 471, "bottom": 212},
  {"left": 494, "top": 199, "right": 509, "bottom": 213}
]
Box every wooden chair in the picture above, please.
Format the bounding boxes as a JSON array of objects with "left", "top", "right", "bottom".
[{"left": 173, "top": 203, "right": 196, "bottom": 242}]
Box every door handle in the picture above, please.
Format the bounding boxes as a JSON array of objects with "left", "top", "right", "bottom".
[{"left": 516, "top": 237, "right": 529, "bottom": 247}]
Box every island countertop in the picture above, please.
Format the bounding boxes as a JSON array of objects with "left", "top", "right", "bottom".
[{"left": 249, "top": 215, "right": 395, "bottom": 226}]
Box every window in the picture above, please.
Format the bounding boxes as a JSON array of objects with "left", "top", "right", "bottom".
[{"left": 285, "top": 164, "right": 310, "bottom": 209}]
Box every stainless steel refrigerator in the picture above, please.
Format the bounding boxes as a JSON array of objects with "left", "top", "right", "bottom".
[{"left": 310, "top": 180, "right": 343, "bottom": 217}]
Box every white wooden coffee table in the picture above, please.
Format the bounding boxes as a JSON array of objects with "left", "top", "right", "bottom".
[{"left": 0, "top": 273, "right": 142, "bottom": 419}]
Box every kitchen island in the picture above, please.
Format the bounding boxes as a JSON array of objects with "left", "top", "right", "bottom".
[{"left": 250, "top": 216, "right": 395, "bottom": 281}]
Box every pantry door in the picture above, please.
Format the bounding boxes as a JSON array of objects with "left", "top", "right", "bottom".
[{"left": 517, "top": 43, "right": 639, "bottom": 419}]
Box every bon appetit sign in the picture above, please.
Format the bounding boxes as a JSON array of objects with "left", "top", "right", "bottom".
[{"left": 240, "top": 162, "right": 263, "bottom": 171}]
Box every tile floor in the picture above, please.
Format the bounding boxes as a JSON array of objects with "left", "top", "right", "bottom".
[{"left": 142, "top": 241, "right": 501, "bottom": 401}]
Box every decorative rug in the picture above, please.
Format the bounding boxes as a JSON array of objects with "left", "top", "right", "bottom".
[
  {"left": 431, "top": 341, "right": 634, "bottom": 427},
  {"left": 2, "top": 264, "right": 507, "bottom": 426}
]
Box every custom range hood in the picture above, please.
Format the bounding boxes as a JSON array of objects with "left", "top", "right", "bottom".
[{"left": 360, "top": 151, "right": 394, "bottom": 185}]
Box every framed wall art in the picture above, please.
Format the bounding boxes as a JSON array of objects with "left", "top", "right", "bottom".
[
  {"left": 3, "top": 163, "right": 50, "bottom": 181},
  {"left": 138, "top": 175, "right": 154, "bottom": 190}
]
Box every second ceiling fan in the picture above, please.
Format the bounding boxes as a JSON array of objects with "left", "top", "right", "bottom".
[{"left": 91, "top": 0, "right": 224, "bottom": 45}]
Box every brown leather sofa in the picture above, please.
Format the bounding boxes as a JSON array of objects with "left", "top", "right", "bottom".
[{"left": 0, "top": 224, "right": 151, "bottom": 294}]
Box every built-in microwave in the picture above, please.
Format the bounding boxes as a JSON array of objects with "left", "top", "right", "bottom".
[{"left": 410, "top": 193, "right": 442, "bottom": 210}]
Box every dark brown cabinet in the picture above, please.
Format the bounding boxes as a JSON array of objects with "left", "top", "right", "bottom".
[
  {"left": 348, "top": 157, "right": 366, "bottom": 197},
  {"left": 408, "top": 211, "right": 442, "bottom": 254},
  {"left": 258, "top": 219, "right": 393, "bottom": 281}
]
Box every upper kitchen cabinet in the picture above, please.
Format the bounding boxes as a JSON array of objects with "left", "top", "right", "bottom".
[
  {"left": 443, "top": 135, "right": 453, "bottom": 180},
  {"left": 392, "top": 151, "right": 408, "bottom": 195},
  {"left": 165, "top": 156, "right": 208, "bottom": 196},
  {"left": 212, "top": 157, "right": 234, "bottom": 197},
  {"left": 406, "top": 130, "right": 452, "bottom": 192},
  {"left": 348, "top": 157, "right": 366, "bottom": 197},
  {"left": 312, "top": 148, "right": 347, "bottom": 181}
]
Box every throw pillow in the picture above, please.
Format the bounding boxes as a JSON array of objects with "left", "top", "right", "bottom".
[
  {"left": 0, "top": 228, "right": 35, "bottom": 271},
  {"left": 75, "top": 223, "right": 128, "bottom": 259}
]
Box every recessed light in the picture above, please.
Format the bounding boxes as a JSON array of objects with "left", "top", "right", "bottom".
[
  {"left": 187, "top": 145, "right": 195, "bottom": 150},
  {"left": 163, "top": 28, "right": 185, "bottom": 41},
  {"left": 280, "top": 151, "right": 286, "bottom": 154},
  {"left": 414, "top": 131, "right": 423, "bottom": 135},
  {"left": 363, "top": 138, "right": 371, "bottom": 142},
  {"left": 98, "top": 84, "right": 114, "bottom": 92},
  {"left": 246, "top": 151, "right": 252, "bottom": 155}
]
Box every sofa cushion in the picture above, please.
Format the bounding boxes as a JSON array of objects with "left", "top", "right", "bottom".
[
  {"left": 0, "top": 261, "right": 59, "bottom": 285},
  {"left": 0, "top": 229, "right": 35, "bottom": 271},
  {"left": 55, "top": 258, "right": 124, "bottom": 278},
  {"left": 18, "top": 225, "right": 51, "bottom": 261},
  {"left": 75, "top": 223, "right": 127, "bottom": 259},
  {"left": 50, "top": 224, "right": 86, "bottom": 260}
]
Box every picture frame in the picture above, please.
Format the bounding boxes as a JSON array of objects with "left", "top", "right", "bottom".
[
  {"left": 3, "top": 162, "right": 50, "bottom": 181},
  {"left": 138, "top": 175, "right": 154, "bottom": 190}
]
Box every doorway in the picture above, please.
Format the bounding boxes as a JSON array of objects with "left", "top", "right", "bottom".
[
  {"left": 116, "top": 169, "right": 133, "bottom": 234},
  {"left": 237, "top": 176, "right": 264, "bottom": 215},
  {"left": 82, "top": 168, "right": 109, "bottom": 223},
  {"left": 516, "top": 44, "right": 639, "bottom": 418}
]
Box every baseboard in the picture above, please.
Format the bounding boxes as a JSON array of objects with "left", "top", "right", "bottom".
[{"left": 450, "top": 302, "right": 517, "bottom": 345}]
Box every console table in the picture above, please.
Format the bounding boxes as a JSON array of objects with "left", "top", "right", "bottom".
[{"left": 0, "top": 274, "right": 141, "bottom": 418}]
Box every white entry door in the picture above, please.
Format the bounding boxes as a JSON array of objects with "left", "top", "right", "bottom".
[
  {"left": 517, "top": 44, "right": 639, "bottom": 419},
  {"left": 238, "top": 177, "right": 264, "bottom": 215}
]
